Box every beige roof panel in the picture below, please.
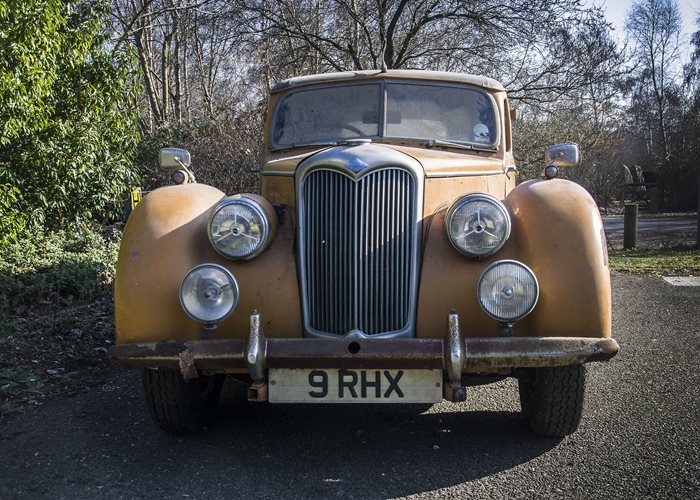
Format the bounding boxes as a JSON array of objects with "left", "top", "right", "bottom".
[{"left": 270, "top": 69, "right": 506, "bottom": 93}]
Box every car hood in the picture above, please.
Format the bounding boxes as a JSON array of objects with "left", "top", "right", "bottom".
[{"left": 263, "top": 143, "right": 507, "bottom": 178}]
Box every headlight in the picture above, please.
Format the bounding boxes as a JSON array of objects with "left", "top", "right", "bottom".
[
  {"left": 208, "top": 197, "right": 272, "bottom": 260},
  {"left": 477, "top": 260, "right": 538, "bottom": 322},
  {"left": 180, "top": 264, "right": 239, "bottom": 324},
  {"left": 446, "top": 193, "right": 510, "bottom": 257}
]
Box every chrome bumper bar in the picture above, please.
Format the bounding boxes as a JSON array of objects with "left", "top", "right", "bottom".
[{"left": 108, "top": 311, "right": 619, "bottom": 401}]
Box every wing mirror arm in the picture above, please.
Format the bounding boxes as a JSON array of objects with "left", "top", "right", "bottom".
[{"left": 174, "top": 158, "right": 196, "bottom": 183}]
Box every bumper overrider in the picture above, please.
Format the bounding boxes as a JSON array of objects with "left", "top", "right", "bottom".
[{"left": 108, "top": 311, "right": 619, "bottom": 402}]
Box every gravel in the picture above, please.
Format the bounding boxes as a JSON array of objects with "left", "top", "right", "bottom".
[{"left": 0, "top": 273, "right": 698, "bottom": 499}]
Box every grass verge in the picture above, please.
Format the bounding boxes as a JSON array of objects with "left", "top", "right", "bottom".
[{"left": 609, "top": 247, "right": 700, "bottom": 274}]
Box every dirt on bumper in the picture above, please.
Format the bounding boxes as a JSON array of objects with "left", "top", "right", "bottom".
[{"left": 108, "top": 336, "right": 619, "bottom": 372}]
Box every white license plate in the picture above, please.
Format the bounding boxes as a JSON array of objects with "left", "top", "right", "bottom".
[{"left": 268, "top": 368, "right": 442, "bottom": 403}]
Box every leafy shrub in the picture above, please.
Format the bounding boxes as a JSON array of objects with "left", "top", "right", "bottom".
[
  {"left": 0, "top": 225, "right": 119, "bottom": 320},
  {"left": 0, "top": 184, "right": 27, "bottom": 245},
  {"left": 0, "top": 0, "right": 140, "bottom": 232}
]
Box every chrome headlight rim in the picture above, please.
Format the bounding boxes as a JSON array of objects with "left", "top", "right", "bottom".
[
  {"left": 445, "top": 193, "right": 511, "bottom": 258},
  {"left": 208, "top": 196, "right": 271, "bottom": 260},
  {"left": 477, "top": 259, "right": 539, "bottom": 323},
  {"left": 179, "top": 263, "right": 240, "bottom": 324}
]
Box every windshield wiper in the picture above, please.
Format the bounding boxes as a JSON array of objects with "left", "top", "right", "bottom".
[
  {"left": 289, "top": 141, "right": 338, "bottom": 148},
  {"left": 427, "top": 139, "right": 495, "bottom": 152}
]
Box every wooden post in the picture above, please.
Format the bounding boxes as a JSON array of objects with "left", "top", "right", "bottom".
[{"left": 624, "top": 203, "right": 638, "bottom": 250}]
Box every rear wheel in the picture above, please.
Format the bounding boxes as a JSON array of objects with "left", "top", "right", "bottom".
[
  {"left": 142, "top": 368, "right": 224, "bottom": 434},
  {"left": 518, "top": 364, "right": 585, "bottom": 437}
]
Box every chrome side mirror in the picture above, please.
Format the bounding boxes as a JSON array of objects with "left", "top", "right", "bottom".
[
  {"left": 159, "top": 148, "right": 191, "bottom": 170},
  {"left": 545, "top": 143, "right": 579, "bottom": 168},
  {"left": 159, "top": 147, "right": 196, "bottom": 183}
]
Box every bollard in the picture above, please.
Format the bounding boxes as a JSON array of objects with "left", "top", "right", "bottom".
[{"left": 624, "top": 203, "right": 638, "bottom": 249}]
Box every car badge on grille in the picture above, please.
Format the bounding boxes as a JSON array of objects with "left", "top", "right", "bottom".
[{"left": 347, "top": 157, "right": 369, "bottom": 173}]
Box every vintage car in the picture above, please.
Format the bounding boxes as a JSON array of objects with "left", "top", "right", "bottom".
[{"left": 108, "top": 70, "right": 619, "bottom": 436}]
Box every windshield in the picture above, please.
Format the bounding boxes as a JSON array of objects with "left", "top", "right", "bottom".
[{"left": 271, "top": 81, "right": 498, "bottom": 149}]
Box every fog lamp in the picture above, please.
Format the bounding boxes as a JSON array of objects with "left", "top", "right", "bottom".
[
  {"left": 544, "top": 165, "right": 559, "bottom": 179},
  {"left": 180, "top": 264, "right": 239, "bottom": 324},
  {"left": 477, "top": 260, "right": 538, "bottom": 322},
  {"left": 171, "top": 169, "right": 188, "bottom": 184}
]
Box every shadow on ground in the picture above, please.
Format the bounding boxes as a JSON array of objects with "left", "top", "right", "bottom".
[{"left": 0, "top": 370, "right": 559, "bottom": 499}]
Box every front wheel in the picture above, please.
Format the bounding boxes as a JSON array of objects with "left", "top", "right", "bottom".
[
  {"left": 518, "top": 364, "right": 585, "bottom": 437},
  {"left": 142, "top": 368, "right": 224, "bottom": 434}
]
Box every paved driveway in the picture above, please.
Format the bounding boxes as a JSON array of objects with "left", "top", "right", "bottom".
[{"left": 0, "top": 274, "right": 698, "bottom": 499}]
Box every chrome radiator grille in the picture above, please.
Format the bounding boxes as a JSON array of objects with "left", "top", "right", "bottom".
[{"left": 300, "top": 167, "right": 417, "bottom": 336}]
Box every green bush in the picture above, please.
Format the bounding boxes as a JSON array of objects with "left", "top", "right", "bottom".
[
  {"left": 0, "top": 0, "right": 140, "bottom": 233},
  {"left": 0, "top": 225, "right": 119, "bottom": 321},
  {"left": 0, "top": 184, "right": 27, "bottom": 245}
]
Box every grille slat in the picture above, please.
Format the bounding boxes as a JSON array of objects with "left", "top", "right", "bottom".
[{"left": 301, "top": 167, "right": 416, "bottom": 336}]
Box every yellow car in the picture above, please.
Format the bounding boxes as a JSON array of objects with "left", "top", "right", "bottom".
[{"left": 109, "top": 70, "right": 618, "bottom": 436}]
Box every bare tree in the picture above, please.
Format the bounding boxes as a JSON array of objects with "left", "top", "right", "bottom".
[
  {"left": 111, "top": 0, "right": 250, "bottom": 131},
  {"left": 684, "top": 13, "right": 700, "bottom": 246},
  {"left": 109, "top": 0, "right": 636, "bottom": 204},
  {"left": 512, "top": 15, "right": 629, "bottom": 206},
  {"left": 112, "top": 0, "right": 187, "bottom": 130},
  {"left": 111, "top": 0, "right": 262, "bottom": 191},
  {"left": 235, "top": 0, "right": 613, "bottom": 106},
  {"left": 625, "top": 0, "right": 682, "bottom": 166}
]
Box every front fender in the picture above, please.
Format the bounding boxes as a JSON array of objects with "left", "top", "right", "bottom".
[
  {"left": 114, "top": 183, "right": 301, "bottom": 344},
  {"left": 416, "top": 178, "right": 611, "bottom": 339},
  {"left": 507, "top": 179, "right": 611, "bottom": 338}
]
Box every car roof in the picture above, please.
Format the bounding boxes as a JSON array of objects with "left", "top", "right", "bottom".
[{"left": 270, "top": 69, "right": 506, "bottom": 93}]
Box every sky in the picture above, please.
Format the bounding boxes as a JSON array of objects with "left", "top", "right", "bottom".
[{"left": 591, "top": 0, "right": 699, "bottom": 63}]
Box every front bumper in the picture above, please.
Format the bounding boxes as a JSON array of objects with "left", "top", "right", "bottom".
[{"left": 108, "top": 312, "right": 619, "bottom": 401}]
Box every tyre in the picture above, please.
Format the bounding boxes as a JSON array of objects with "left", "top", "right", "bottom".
[
  {"left": 518, "top": 364, "right": 585, "bottom": 437},
  {"left": 142, "top": 368, "right": 224, "bottom": 434}
]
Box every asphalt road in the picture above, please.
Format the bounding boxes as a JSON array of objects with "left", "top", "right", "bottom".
[
  {"left": 1, "top": 273, "right": 699, "bottom": 499},
  {"left": 602, "top": 215, "right": 697, "bottom": 234}
]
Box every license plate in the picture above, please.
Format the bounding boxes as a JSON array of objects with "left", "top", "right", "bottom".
[{"left": 268, "top": 368, "right": 442, "bottom": 403}]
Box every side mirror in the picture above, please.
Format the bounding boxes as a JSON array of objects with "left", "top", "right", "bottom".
[
  {"left": 159, "top": 148, "right": 191, "bottom": 170},
  {"left": 545, "top": 143, "right": 579, "bottom": 168}
]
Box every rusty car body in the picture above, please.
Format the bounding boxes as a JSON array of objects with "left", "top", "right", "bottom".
[{"left": 108, "top": 70, "right": 619, "bottom": 436}]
